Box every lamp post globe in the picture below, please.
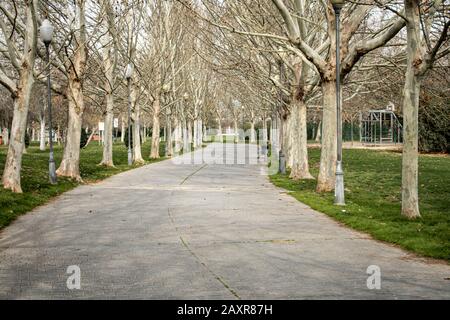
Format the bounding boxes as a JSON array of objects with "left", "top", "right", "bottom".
[{"left": 40, "top": 19, "right": 54, "bottom": 45}]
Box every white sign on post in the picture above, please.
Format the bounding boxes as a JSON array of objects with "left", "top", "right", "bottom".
[
  {"left": 114, "top": 118, "right": 119, "bottom": 128},
  {"left": 98, "top": 122, "right": 105, "bottom": 131}
]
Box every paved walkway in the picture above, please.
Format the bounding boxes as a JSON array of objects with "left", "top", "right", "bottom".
[{"left": 0, "top": 143, "right": 448, "bottom": 299}]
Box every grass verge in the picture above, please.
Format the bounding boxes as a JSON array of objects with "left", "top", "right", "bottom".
[{"left": 269, "top": 147, "right": 450, "bottom": 261}]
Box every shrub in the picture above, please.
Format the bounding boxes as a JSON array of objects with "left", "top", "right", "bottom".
[
  {"left": 80, "top": 128, "right": 89, "bottom": 148},
  {"left": 123, "top": 126, "right": 142, "bottom": 148},
  {"left": 418, "top": 102, "right": 449, "bottom": 153}
]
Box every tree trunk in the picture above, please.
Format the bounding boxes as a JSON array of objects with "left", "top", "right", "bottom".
[
  {"left": 188, "top": 120, "right": 193, "bottom": 144},
  {"left": 150, "top": 97, "right": 160, "bottom": 159},
  {"left": 217, "top": 120, "right": 222, "bottom": 142},
  {"left": 142, "top": 125, "right": 147, "bottom": 143},
  {"left": 250, "top": 121, "right": 256, "bottom": 143},
  {"left": 31, "top": 126, "right": 36, "bottom": 142},
  {"left": 2, "top": 92, "right": 33, "bottom": 193},
  {"left": 39, "top": 114, "right": 46, "bottom": 150},
  {"left": 84, "top": 126, "right": 98, "bottom": 148},
  {"left": 316, "top": 80, "right": 337, "bottom": 192},
  {"left": 175, "top": 119, "right": 182, "bottom": 153},
  {"left": 262, "top": 118, "right": 267, "bottom": 144},
  {"left": 193, "top": 119, "right": 203, "bottom": 147},
  {"left": 315, "top": 120, "right": 322, "bottom": 143},
  {"left": 2, "top": 128, "right": 9, "bottom": 145},
  {"left": 121, "top": 116, "right": 125, "bottom": 143},
  {"left": 57, "top": 0, "right": 86, "bottom": 181},
  {"left": 57, "top": 126, "right": 61, "bottom": 146},
  {"left": 2, "top": 1, "right": 37, "bottom": 193},
  {"left": 233, "top": 119, "right": 239, "bottom": 143},
  {"left": 132, "top": 86, "right": 144, "bottom": 163},
  {"left": 284, "top": 111, "right": 293, "bottom": 168},
  {"left": 167, "top": 116, "right": 173, "bottom": 157},
  {"left": 100, "top": 92, "right": 114, "bottom": 166},
  {"left": 401, "top": 0, "right": 422, "bottom": 219},
  {"left": 203, "top": 123, "right": 207, "bottom": 141},
  {"left": 100, "top": 35, "right": 116, "bottom": 167},
  {"left": 270, "top": 116, "right": 280, "bottom": 153},
  {"left": 198, "top": 120, "right": 203, "bottom": 146},
  {"left": 193, "top": 119, "right": 198, "bottom": 147},
  {"left": 183, "top": 119, "right": 189, "bottom": 152},
  {"left": 56, "top": 87, "right": 83, "bottom": 180},
  {"left": 290, "top": 100, "right": 314, "bottom": 180}
]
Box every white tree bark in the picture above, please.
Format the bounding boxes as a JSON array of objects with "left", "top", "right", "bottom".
[
  {"left": 174, "top": 118, "right": 182, "bottom": 153},
  {"left": 315, "top": 120, "right": 322, "bottom": 143},
  {"left": 181, "top": 119, "right": 187, "bottom": 152},
  {"left": 250, "top": 121, "right": 256, "bottom": 143},
  {"left": 121, "top": 116, "right": 125, "bottom": 143},
  {"left": 131, "top": 86, "right": 144, "bottom": 163},
  {"left": 188, "top": 120, "right": 193, "bottom": 145},
  {"left": 199, "top": 120, "right": 203, "bottom": 146},
  {"left": 31, "top": 125, "right": 36, "bottom": 142},
  {"left": 150, "top": 97, "right": 161, "bottom": 159},
  {"left": 1, "top": 0, "right": 37, "bottom": 193},
  {"left": 56, "top": 91, "right": 84, "bottom": 180},
  {"left": 2, "top": 128, "right": 9, "bottom": 145},
  {"left": 166, "top": 116, "right": 173, "bottom": 157},
  {"left": 99, "top": 12, "right": 117, "bottom": 167},
  {"left": 39, "top": 113, "right": 46, "bottom": 151},
  {"left": 401, "top": 0, "right": 423, "bottom": 219},
  {"left": 284, "top": 112, "right": 293, "bottom": 168},
  {"left": 193, "top": 119, "right": 203, "bottom": 148},
  {"left": 217, "top": 120, "right": 222, "bottom": 142},
  {"left": 100, "top": 92, "right": 114, "bottom": 166},
  {"left": 316, "top": 80, "right": 337, "bottom": 192},
  {"left": 202, "top": 123, "right": 207, "bottom": 141},
  {"left": 193, "top": 119, "right": 198, "bottom": 147},
  {"left": 290, "top": 100, "right": 314, "bottom": 180},
  {"left": 262, "top": 118, "right": 268, "bottom": 144},
  {"left": 57, "top": 0, "right": 86, "bottom": 181}
]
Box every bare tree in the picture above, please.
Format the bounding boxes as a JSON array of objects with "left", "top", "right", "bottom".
[
  {"left": 401, "top": 0, "right": 449, "bottom": 218},
  {"left": 55, "top": 0, "right": 87, "bottom": 180},
  {"left": 0, "top": 0, "right": 38, "bottom": 192}
]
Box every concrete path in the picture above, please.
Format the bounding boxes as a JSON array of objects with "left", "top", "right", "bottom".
[{"left": 0, "top": 143, "right": 448, "bottom": 299}]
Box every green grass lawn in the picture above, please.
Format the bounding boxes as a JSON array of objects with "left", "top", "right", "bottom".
[
  {"left": 0, "top": 140, "right": 166, "bottom": 230},
  {"left": 270, "top": 148, "right": 450, "bottom": 261}
]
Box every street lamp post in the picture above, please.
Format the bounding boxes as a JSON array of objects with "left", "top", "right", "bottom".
[
  {"left": 125, "top": 63, "right": 133, "bottom": 165},
  {"left": 183, "top": 93, "right": 189, "bottom": 151},
  {"left": 40, "top": 19, "right": 57, "bottom": 184},
  {"left": 331, "top": 0, "right": 345, "bottom": 205}
]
